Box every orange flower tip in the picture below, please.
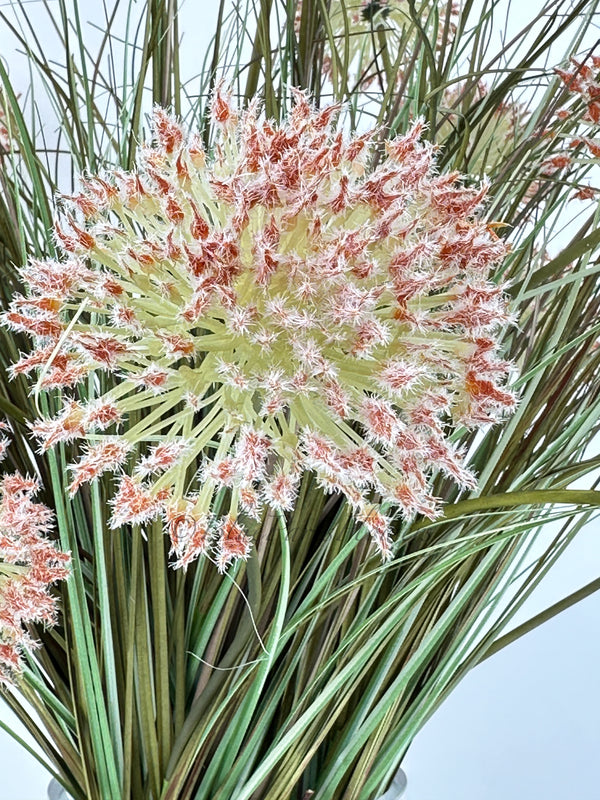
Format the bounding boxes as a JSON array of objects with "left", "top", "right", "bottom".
[
  {"left": 357, "top": 505, "right": 393, "bottom": 555},
  {"left": 215, "top": 516, "right": 251, "bottom": 573},
  {"left": 132, "top": 364, "right": 173, "bottom": 394},
  {"left": 67, "top": 438, "right": 132, "bottom": 495},
  {"left": 166, "top": 507, "right": 214, "bottom": 569},
  {"left": 135, "top": 440, "right": 189, "bottom": 478},
  {"left": 240, "top": 486, "right": 262, "bottom": 520},
  {"left": 572, "top": 185, "right": 597, "bottom": 201},
  {"left": 83, "top": 399, "right": 123, "bottom": 431},
  {"left": 210, "top": 85, "right": 238, "bottom": 130},
  {"left": 153, "top": 106, "right": 184, "bottom": 154},
  {"left": 262, "top": 471, "right": 300, "bottom": 512},
  {"left": 0, "top": 435, "right": 9, "bottom": 464},
  {"left": 109, "top": 476, "right": 165, "bottom": 529},
  {"left": 29, "top": 405, "right": 86, "bottom": 452},
  {"left": 73, "top": 332, "right": 132, "bottom": 369}
]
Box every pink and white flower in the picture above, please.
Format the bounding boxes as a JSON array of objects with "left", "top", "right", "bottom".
[
  {"left": 5, "top": 90, "right": 516, "bottom": 565},
  {"left": 0, "top": 442, "right": 70, "bottom": 683}
]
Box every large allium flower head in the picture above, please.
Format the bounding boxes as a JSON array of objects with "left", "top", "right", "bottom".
[
  {"left": 0, "top": 428, "right": 70, "bottom": 684},
  {"left": 294, "top": 1, "right": 459, "bottom": 90},
  {"left": 6, "top": 90, "right": 516, "bottom": 567}
]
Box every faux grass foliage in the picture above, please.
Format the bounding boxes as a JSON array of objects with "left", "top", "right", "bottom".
[{"left": 0, "top": 2, "right": 599, "bottom": 799}]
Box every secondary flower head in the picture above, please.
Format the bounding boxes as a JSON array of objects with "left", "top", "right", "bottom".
[
  {"left": 0, "top": 94, "right": 12, "bottom": 156},
  {"left": 6, "top": 89, "right": 515, "bottom": 565},
  {"left": 295, "top": 1, "right": 459, "bottom": 91},
  {"left": 0, "top": 429, "right": 70, "bottom": 683},
  {"left": 555, "top": 55, "right": 600, "bottom": 124}
]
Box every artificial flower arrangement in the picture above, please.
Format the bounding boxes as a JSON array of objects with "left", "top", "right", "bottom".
[{"left": 0, "top": 2, "right": 599, "bottom": 798}]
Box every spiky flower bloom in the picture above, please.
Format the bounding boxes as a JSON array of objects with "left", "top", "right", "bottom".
[
  {"left": 0, "top": 430, "right": 70, "bottom": 683},
  {"left": 5, "top": 90, "right": 515, "bottom": 565}
]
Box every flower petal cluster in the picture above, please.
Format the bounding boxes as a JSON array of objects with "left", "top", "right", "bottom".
[
  {"left": 0, "top": 431, "right": 70, "bottom": 683},
  {"left": 5, "top": 90, "right": 515, "bottom": 564}
]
